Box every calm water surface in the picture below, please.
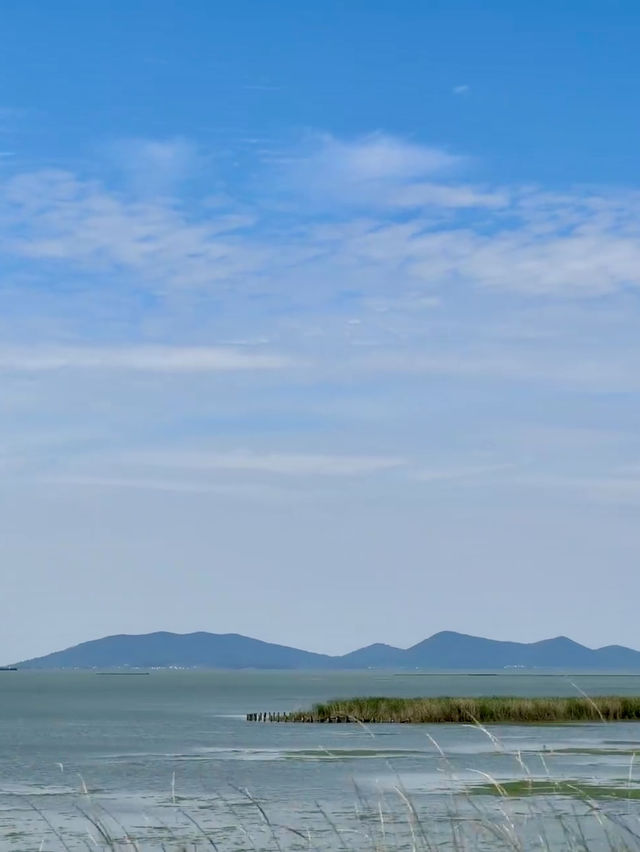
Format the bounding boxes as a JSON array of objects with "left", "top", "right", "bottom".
[{"left": 2, "top": 671, "right": 640, "bottom": 850}]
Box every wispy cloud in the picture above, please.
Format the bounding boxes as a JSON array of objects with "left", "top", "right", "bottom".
[
  {"left": 310, "top": 199, "right": 640, "bottom": 298},
  {"left": 390, "top": 181, "right": 508, "bottom": 209},
  {"left": 3, "top": 134, "right": 640, "bottom": 308},
  {"left": 3, "top": 131, "right": 640, "bottom": 416},
  {"left": 129, "top": 450, "right": 406, "bottom": 477},
  {"left": 285, "top": 132, "right": 462, "bottom": 208},
  {"left": 0, "top": 345, "right": 292, "bottom": 372},
  {"left": 413, "top": 463, "right": 513, "bottom": 483},
  {"left": 307, "top": 132, "right": 460, "bottom": 181},
  {"left": 513, "top": 472, "right": 640, "bottom": 507},
  {"left": 45, "top": 474, "right": 286, "bottom": 499},
  {"left": 353, "top": 348, "right": 640, "bottom": 392},
  {"left": 406, "top": 219, "right": 640, "bottom": 296},
  {"left": 1, "top": 169, "right": 262, "bottom": 291},
  {"left": 106, "top": 137, "right": 202, "bottom": 196}
]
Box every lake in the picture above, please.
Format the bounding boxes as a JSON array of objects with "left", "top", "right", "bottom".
[{"left": 2, "top": 670, "right": 640, "bottom": 850}]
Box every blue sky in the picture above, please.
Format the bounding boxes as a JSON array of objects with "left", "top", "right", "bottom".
[{"left": 2, "top": 1, "right": 640, "bottom": 661}]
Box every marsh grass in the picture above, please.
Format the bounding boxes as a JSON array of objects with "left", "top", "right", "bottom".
[{"left": 286, "top": 696, "right": 640, "bottom": 724}]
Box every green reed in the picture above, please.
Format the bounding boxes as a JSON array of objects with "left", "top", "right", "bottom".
[{"left": 285, "top": 695, "right": 640, "bottom": 723}]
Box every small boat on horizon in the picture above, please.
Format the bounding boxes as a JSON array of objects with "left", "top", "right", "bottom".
[{"left": 0, "top": 667, "right": 18, "bottom": 672}]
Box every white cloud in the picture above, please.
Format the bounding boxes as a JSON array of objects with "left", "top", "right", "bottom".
[
  {"left": 286, "top": 132, "right": 462, "bottom": 208},
  {"left": 304, "top": 193, "right": 640, "bottom": 297},
  {"left": 414, "top": 463, "right": 512, "bottom": 482},
  {"left": 45, "top": 474, "right": 285, "bottom": 499},
  {"left": 407, "top": 225, "right": 640, "bottom": 296},
  {"left": 106, "top": 137, "right": 201, "bottom": 196},
  {"left": 309, "top": 132, "right": 460, "bottom": 181},
  {"left": 513, "top": 472, "right": 640, "bottom": 506},
  {"left": 0, "top": 345, "right": 292, "bottom": 372},
  {"left": 355, "top": 349, "right": 640, "bottom": 392},
  {"left": 3, "top": 133, "right": 640, "bottom": 319},
  {"left": 390, "top": 181, "right": 508, "bottom": 209},
  {"left": 453, "top": 85, "right": 470, "bottom": 95},
  {"left": 130, "top": 450, "right": 406, "bottom": 476},
  {"left": 1, "top": 169, "right": 262, "bottom": 291}
]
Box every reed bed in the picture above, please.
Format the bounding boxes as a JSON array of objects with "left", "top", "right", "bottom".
[{"left": 283, "top": 695, "right": 640, "bottom": 723}]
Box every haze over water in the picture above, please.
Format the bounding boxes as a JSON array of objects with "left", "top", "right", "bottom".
[{"left": 3, "top": 671, "right": 640, "bottom": 850}]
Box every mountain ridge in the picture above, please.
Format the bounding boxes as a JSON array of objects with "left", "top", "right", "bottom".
[{"left": 11, "top": 630, "right": 640, "bottom": 670}]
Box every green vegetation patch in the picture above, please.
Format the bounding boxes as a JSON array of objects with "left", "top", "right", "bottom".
[
  {"left": 281, "top": 747, "right": 426, "bottom": 760},
  {"left": 551, "top": 747, "right": 639, "bottom": 756},
  {"left": 468, "top": 779, "right": 640, "bottom": 800},
  {"left": 284, "top": 695, "right": 640, "bottom": 724}
]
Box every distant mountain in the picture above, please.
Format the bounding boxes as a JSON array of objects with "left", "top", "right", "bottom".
[
  {"left": 12, "top": 630, "right": 640, "bottom": 670},
  {"left": 14, "top": 631, "right": 333, "bottom": 670},
  {"left": 403, "top": 632, "right": 601, "bottom": 670},
  {"left": 338, "top": 642, "right": 407, "bottom": 669}
]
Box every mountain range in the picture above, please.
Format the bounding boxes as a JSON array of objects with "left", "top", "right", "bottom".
[{"left": 11, "top": 630, "right": 640, "bottom": 670}]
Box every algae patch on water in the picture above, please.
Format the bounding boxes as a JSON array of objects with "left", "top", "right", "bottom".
[
  {"left": 281, "top": 747, "right": 427, "bottom": 761},
  {"left": 468, "top": 779, "right": 640, "bottom": 800}
]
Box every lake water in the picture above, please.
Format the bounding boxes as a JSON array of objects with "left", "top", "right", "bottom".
[{"left": 2, "top": 671, "right": 640, "bottom": 850}]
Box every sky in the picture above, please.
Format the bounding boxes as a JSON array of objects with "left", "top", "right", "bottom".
[{"left": 2, "top": 0, "right": 640, "bottom": 662}]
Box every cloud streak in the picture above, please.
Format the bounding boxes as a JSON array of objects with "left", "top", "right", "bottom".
[
  {"left": 106, "top": 136, "right": 202, "bottom": 196},
  {"left": 130, "top": 450, "right": 406, "bottom": 477},
  {"left": 304, "top": 132, "right": 461, "bottom": 181},
  {"left": 1, "top": 169, "right": 264, "bottom": 291},
  {"left": 0, "top": 346, "right": 292, "bottom": 372},
  {"left": 285, "top": 132, "right": 463, "bottom": 208}
]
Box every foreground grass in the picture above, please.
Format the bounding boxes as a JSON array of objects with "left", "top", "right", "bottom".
[
  {"left": 20, "top": 772, "right": 640, "bottom": 851},
  {"left": 283, "top": 695, "right": 640, "bottom": 723},
  {"left": 14, "top": 737, "right": 640, "bottom": 850}
]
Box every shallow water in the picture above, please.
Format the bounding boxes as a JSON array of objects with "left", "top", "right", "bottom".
[{"left": 2, "top": 671, "right": 640, "bottom": 850}]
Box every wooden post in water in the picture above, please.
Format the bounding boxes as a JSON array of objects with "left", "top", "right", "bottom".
[{"left": 248, "top": 711, "right": 291, "bottom": 722}]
